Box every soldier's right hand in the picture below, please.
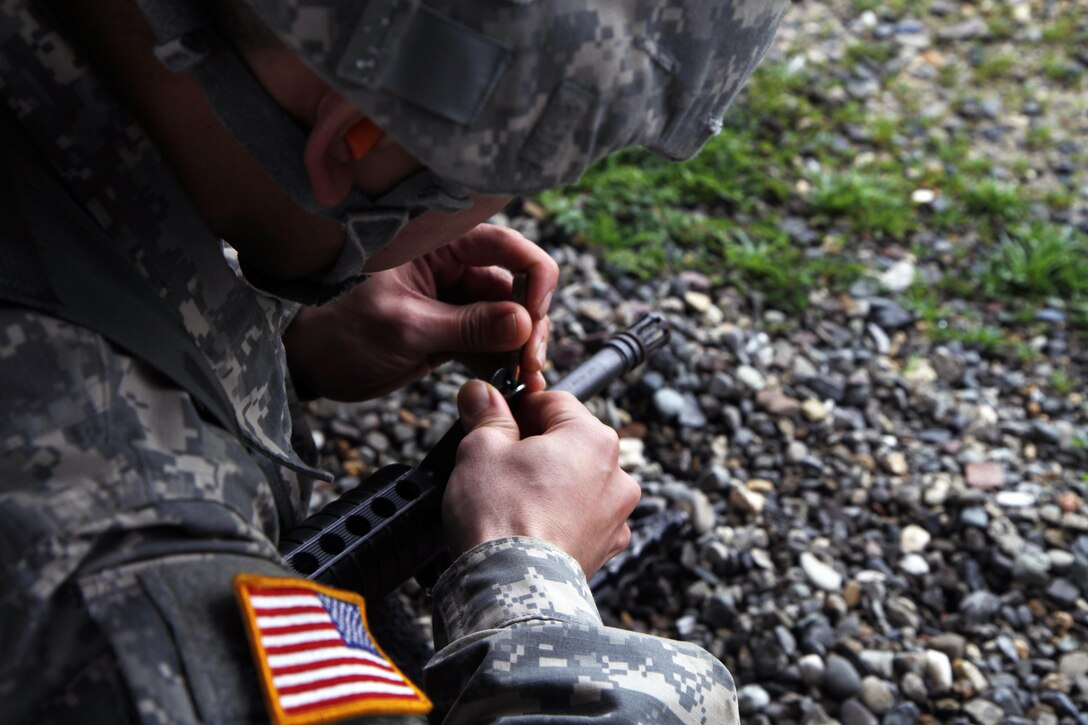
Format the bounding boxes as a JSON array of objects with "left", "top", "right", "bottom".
[{"left": 443, "top": 381, "right": 640, "bottom": 577}]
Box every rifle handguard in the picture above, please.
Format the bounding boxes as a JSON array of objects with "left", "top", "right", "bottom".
[{"left": 278, "top": 313, "right": 670, "bottom": 599}]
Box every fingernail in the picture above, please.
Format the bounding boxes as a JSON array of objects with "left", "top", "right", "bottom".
[
  {"left": 538, "top": 290, "right": 554, "bottom": 318},
  {"left": 459, "top": 380, "right": 492, "bottom": 419},
  {"left": 535, "top": 339, "right": 547, "bottom": 370},
  {"left": 494, "top": 313, "right": 518, "bottom": 343},
  {"left": 533, "top": 371, "right": 546, "bottom": 390}
]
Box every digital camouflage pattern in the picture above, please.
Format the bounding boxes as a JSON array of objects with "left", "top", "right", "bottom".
[
  {"left": 429, "top": 538, "right": 739, "bottom": 724},
  {"left": 250, "top": 0, "right": 789, "bottom": 194},
  {"left": 0, "top": 0, "right": 745, "bottom": 722}
]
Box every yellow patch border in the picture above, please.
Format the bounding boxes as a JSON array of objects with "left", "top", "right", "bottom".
[{"left": 233, "top": 573, "right": 432, "bottom": 725}]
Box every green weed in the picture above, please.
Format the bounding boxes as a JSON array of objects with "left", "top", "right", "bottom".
[
  {"left": 1041, "top": 14, "right": 1088, "bottom": 45},
  {"left": 809, "top": 172, "right": 915, "bottom": 239},
  {"left": 963, "top": 180, "right": 1028, "bottom": 224},
  {"left": 980, "top": 223, "right": 1088, "bottom": 300},
  {"left": 975, "top": 51, "right": 1018, "bottom": 82},
  {"left": 845, "top": 42, "right": 897, "bottom": 71},
  {"left": 1051, "top": 370, "right": 1077, "bottom": 396},
  {"left": 1042, "top": 52, "right": 1086, "bottom": 85}
]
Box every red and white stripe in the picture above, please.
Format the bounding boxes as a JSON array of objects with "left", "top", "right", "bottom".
[{"left": 249, "top": 587, "right": 419, "bottom": 715}]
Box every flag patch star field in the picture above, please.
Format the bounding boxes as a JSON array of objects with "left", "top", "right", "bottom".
[{"left": 234, "top": 574, "right": 431, "bottom": 724}]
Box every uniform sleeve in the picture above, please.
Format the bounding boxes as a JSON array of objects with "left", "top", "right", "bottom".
[
  {"left": 0, "top": 311, "right": 299, "bottom": 723},
  {"left": 425, "top": 538, "right": 739, "bottom": 725}
]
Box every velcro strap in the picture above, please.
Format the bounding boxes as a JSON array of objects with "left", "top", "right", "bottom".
[
  {"left": 153, "top": 32, "right": 211, "bottom": 72},
  {"left": 135, "top": 0, "right": 212, "bottom": 71},
  {"left": 337, "top": 1, "right": 510, "bottom": 125}
]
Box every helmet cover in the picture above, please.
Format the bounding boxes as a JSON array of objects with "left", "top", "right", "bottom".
[{"left": 245, "top": 0, "right": 788, "bottom": 194}]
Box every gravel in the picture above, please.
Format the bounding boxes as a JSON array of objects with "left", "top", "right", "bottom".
[{"left": 300, "top": 1, "right": 1088, "bottom": 721}]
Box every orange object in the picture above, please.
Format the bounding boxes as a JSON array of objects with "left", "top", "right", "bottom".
[{"left": 344, "top": 118, "right": 382, "bottom": 160}]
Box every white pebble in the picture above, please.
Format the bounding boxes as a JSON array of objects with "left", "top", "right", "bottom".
[
  {"left": 900, "top": 524, "right": 931, "bottom": 553},
  {"left": 996, "top": 491, "right": 1036, "bottom": 508},
  {"left": 800, "top": 552, "right": 843, "bottom": 592},
  {"left": 911, "top": 188, "right": 936, "bottom": 204}
]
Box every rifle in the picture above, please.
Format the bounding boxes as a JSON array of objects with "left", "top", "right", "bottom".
[{"left": 278, "top": 313, "right": 671, "bottom": 599}]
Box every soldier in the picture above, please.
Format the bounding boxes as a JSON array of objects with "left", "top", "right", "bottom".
[{"left": 0, "top": 0, "right": 786, "bottom": 723}]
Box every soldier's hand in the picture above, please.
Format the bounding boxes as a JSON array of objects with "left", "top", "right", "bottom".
[
  {"left": 284, "top": 224, "right": 557, "bottom": 401},
  {"left": 443, "top": 381, "right": 640, "bottom": 577}
]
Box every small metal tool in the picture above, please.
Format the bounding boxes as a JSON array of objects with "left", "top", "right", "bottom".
[{"left": 491, "top": 271, "right": 529, "bottom": 396}]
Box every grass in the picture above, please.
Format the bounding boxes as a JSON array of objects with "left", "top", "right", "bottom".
[
  {"left": 1041, "top": 52, "right": 1086, "bottom": 86},
  {"left": 809, "top": 172, "right": 915, "bottom": 239},
  {"left": 1052, "top": 371, "right": 1077, "bottom": 396},
  {"left": 980, "top": 223, "right": 1088, "bottom": 301},
  {"left": 532, "top": 34, "right": 1087, "bottom": 332},
  {"left": 975, "top": 51, "right": 1019, "bottom": 82}
]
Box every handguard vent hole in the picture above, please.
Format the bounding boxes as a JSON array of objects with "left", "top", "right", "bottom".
[
  {"left": 319, "top": 534, "right": 345, "bottom": 555},
  {"left": 396, "top": 480, "right": 420, "bottom": 500},
  {"left": 291, "top": 552, "right": 319, "bottom": 575},
  {"left": 371, "top": 497, "right": 396, "bottom": 518},
  {"left": 345, "top": 515, "right": 371, "bottom": 536}
]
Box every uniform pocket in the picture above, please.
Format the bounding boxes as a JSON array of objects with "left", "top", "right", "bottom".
[{"left": 79, "top": 553, "right": 287, "bottom": 725}]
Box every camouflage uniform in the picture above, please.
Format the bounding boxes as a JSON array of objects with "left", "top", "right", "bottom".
[{"left": 0, "top": 1, "right": 758, "bottom": 722}]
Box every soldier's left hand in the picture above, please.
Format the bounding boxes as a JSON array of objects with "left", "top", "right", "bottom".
[{"left": 283, "top": 224, "right": 558, "bottom": 401}]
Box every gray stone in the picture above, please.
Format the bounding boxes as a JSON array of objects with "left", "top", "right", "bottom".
[
  {"left": 960, "top": 590, "right": 1002, "bottom": 624},
  {"left": 858, "top": 676, "right": 895, "bottom": 715},
  {"left": 928, "top": 633, "right": 966, "bottom": 660},
  {"left": 937, "top": 16, "right": 989, "bottom": 41},
  {"left": 653, "top": 388, "right": 686, "bottom": 418},
  {"left": 886, "top": 596, "right": 921, "bottom": 629},
  {"left": 1012, "top": 548, "right": 1051, "bottom": 587},
  {"left": 932, "top": 346, "right": 965, "bottom": 382},
  {"left": 961, "top": 506, "right": 990, "bottom": 528},
  {"left": 737, "top": 684, "right": 771, "bottom": 714},
  {"left": 964, "top": 697, "right": 1005, "bottom": 725},
  {"left": 838, "top": 699, "right": 878, "bottom": 725},
  {"left": 868, "top": 298, "right": 914, "bottom": 330},
  {"left": 677, "top": 394, "right": 707, "bottom": 429},
  {"left": 957, "top": 659, "right": 989, "bottom": 696},
  {"left": 736, "top": 365, "right": 766, "bottom": 392},
  {"left": 799, "top": 653, "right": 826, "bottom": 685},
  {"left": 899, "top": 554, "right": 930, "bottom": 577},
  {"left": 901, "top": 671, "right": 927, "bottom": 704},
  {"left": 858, "top": 650, "right": 895, "bottom": 679},
  {"left": 883, "top": 702, "right": 921, "bottom": 725},
  {"left": 1059, "top": 651, "right": 1088, "bottom": 678},
  {"left": 823, "top": 655, "right": 862, "bottom": 699},
  {"left": 756, "top": 388, "right": 800, "bottom": 417},
  {"left": 1048, "top": 549, "right": 1074, "bottom": 572},
  {"left": 989, "top": 686, "right": 1024, "bottom": 717},
  {"left": 1046, "top": 578, "right": 1081, "bottom": 608}
]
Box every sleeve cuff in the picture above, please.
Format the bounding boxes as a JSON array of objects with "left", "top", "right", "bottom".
[
  {"left": 238, "top": 235, "right": 369, "bottom": 307},
  {"left": 431, "top": 537, "right": 603, "bottom": 646}
]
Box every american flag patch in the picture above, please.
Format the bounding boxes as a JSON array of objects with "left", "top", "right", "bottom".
[{"left": 234, "top": 574, "right": 431, "bottom": 724}]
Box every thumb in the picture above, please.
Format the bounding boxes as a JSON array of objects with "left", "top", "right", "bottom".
[
  {"left": 457, "top": 380, "right": 520, "bottom": 442},
  {"left": 420, "top": 300, "right": 530, "bottom": 354}
]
